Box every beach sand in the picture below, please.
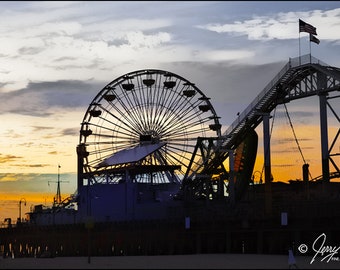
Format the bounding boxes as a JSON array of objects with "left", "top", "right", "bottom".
[{"left": 0, "top": 253, "right": 339, "bottom": 269}]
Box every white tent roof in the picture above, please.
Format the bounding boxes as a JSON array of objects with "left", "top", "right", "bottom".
[{"left": 95, "top": 142, "right": 166, "bottom": 168}]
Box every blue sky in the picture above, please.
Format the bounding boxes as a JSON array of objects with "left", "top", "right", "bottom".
[{"left": 0, "top": 1, "right": 340, "bottom": 222}]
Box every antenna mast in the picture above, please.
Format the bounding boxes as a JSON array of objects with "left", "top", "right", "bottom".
[
  {"left": 56, "top": 164, "right": 61, "bottom": 204},
  {"left": 48, "top": 164, "right": 69, "bottom": 206}
]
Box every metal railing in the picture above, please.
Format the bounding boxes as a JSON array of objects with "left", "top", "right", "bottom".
[{"left": 221, "top": 54, "right": 328, "bottom": 139}]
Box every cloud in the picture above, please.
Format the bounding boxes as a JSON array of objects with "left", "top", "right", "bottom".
[
  {"left": 0, "top": 58, "right": 289, "bottom": 121},
  {"left": 1, "top": 2, "right": 339, "bottom": 96},
  {"left": 0, "top": 3, "right": 174, "bottom": 91},
  {"left": 0, "top": 1, "right": 338, "bottom": 184},
  {"left": 160, "top": 60, "right": 286, "bottom": 121},
  {"left": 61, "top": 128, "right": 79, "bottom": 137},
  {"left": 31, "top": 126, "right": 54, "bottom": 131},
  {"left": 274, "top": 110, "right": 314, "bottom": 118},
  {"left": 0, "top": 80, "right": 100, "bottom": 116},
  {"left": 0, "top": 154, "right": 22, "bottom": 164},
  {"left": 25, "top": 164, "right": 49, "bottom": 168},
  {"left": 0, "top": 172, "right": 76, "bottom": 193},
  {"left": 197, "top": 8, "right": 340, "bottom": 41}
]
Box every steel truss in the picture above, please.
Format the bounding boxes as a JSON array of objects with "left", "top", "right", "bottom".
[{"left": 186, "top": 54, "right": 340, "bottom": 192}]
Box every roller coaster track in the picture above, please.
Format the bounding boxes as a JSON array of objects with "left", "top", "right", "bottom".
[{"left": 190, "top": 54, "right": 340, "bottom": 179}]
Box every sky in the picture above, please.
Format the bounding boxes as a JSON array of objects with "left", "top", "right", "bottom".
[{"left": 0, "top": 1, "right": 340, "bottom": 223}]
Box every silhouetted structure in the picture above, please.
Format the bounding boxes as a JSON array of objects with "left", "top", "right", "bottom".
[{"left": 1, "top": 54, "right": 340, "bottom": 258}]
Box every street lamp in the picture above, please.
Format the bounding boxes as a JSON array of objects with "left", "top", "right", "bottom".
[{"left": 19, "top": 198, "right": 27, "bottom": 223}]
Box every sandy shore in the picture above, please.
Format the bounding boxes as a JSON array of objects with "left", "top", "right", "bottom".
[{"left": 0, "top": 253, "right": 339, "bottom": 269}]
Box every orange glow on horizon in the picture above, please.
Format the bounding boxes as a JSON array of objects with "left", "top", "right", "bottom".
[
  {"left": 0, "top": 121, "right": 338, "bottom": 224},
  {"left": 0, "top": 192, "right": 65, "bottom": 225}
]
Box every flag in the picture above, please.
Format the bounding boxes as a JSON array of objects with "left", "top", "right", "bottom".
[
  {"left": 299, "top": 19, "right": 317, "bottom": 35},
  {"left": 310, "top": 34, "right": 320, "bottom": 44}
]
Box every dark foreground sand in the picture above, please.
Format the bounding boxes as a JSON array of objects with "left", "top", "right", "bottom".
[{"left": 1, "top": 253, "right": 339, "bottom": 269}]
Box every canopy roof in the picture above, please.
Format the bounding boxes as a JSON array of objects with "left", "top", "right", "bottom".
[{"left": 95, "top": 142, "right": 166, "bottom": 168}]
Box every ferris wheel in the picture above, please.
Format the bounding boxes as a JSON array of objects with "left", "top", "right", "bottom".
[{"left": 78, "top": 69, "right": 221, "bottom": 185}]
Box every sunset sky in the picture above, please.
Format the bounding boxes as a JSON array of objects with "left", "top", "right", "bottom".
[{"left": 1, "top": 1, "right": 340, "bottom": 223}]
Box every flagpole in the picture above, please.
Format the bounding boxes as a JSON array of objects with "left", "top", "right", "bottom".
[
  {"left": 299, "top": 19, "right": 318, "bottom": 65},
  {"left": 309, "top": 35, "right": 312, "bottom": 63},
  {"left": 309, "top": 34, "right": 312, "bottom": 63},
  {"left": 299, "top": 32, "right": 301, "bottom": 65}
]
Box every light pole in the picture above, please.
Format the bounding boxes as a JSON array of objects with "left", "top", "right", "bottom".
[
  {"left": 86, "top": 185, "right": 94, "bottom": 264},
  {"left": 19, "top": 198, "right": 27, "bottom": 223},
  {"left": 86, "top": 186, "right": 98, "bottom": 264}
]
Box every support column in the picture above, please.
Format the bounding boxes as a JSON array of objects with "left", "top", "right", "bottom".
[
  {"left": 228, "top": 149, "right": 235, "bottom": 205},
  {"left": 263, "top": 113, "right": 272, "bottom": 215},
  {"left": 317, "top": 70, "right": 330, "bottom": 184},
  {"left": 76, "top": 144, "right": 88, "bottom": 189},
  {"left": 319, "top": 92, "right": 330, "bottom": 183}
]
